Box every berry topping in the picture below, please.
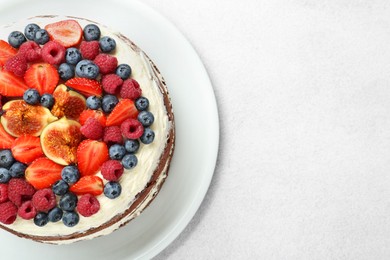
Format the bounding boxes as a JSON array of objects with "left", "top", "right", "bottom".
[
  {"left": 76, "top": 139, "right": 108, "bottom": 176},
  {"left": 52, "top": 180, "right": 69, "bottom": 196},
  {"left": 58, "top": 63, "right": 75, "bottom": 81},
  {"left": 0, "top": 124, "right": 15, "bottom": 149},
  {"left": 9, "top": 162, "right": 26, "bottom": 178},
  {"left": 75, "top": 59, "right": 100, "bottom": 79},
  {"left": 0, "top": 168, "right": 11, "bottom": 183},
  {"left": 18, "top": 200, "right": 37, "bottom": 220},
  {"left": 24, "top": 63, "right": 59, "bottom": 95},
  {"left": 116, "top": 64, "right": 131, "bottom": 80},
  {"left": 77, "top": 194, "right": 100, "bottom": 217},
  {"left": 109, "top": 144, "right": 126, "bottom": 160},
  {"left": 7, "top": 178, "right": 35, "bottom": 207},
  {"left": 65, "top": 47, "right": 82, "bottom": 65},
  {"left": 120, "top": 118, "right": 144, "bottom": 139},
  {"left": 34, "top": 212, "right": 48, "bottom": 226},
  {"left": 0, "top": 150, "right": 14, "bottom": 168},
  {"left": 79, "top": 40, "right": 100, "bottom": 60},
  {"left": 11, "top": 135, "right": 43, "bottom": 164},
  {"left": 42, "top": 41, "right": 65, "bottom": 65},
  {"left": 0, "top": 69, "right": 29, "bottom": 96},
  {"left": 80, "top": 117, "right": 104, "bottom": 140},
  {"left": 8, "top": 31, "right": 26, "bottom": 48},
  {"left": 101, "top": 160, "right": 124, "bottom": 181},
  {"left": 124, "top": 139, "right": 140, "bottom": 153},
  {"left": 65, "top": 77, "right": 102, "bottom": 97},
  {"left": 0, "top": 201, "right": 18, "bottom": 224},
  {"left": 94, "top": 54, "right": 118, "bottom": 75},
  {"left": 79, "top": 109, "right": 106, "bottom": 126},
  {"left": 101, "top": 94, "right": 119, "bottom": 113},
  {"left": 101, "top": 74, "right": 123, "bottom": 94},
  {"left": 40, "top": 93, "right": 55, "bottom": 109},
  {"left": 50, "top": 84, "right": 86, "bottom": 120},
  {"left": 32, "top": 188, "right": 56, "bottom": 212},
  {"left": 104, "top": 181, "right": 121, "bottom": 199},
  {"left": 70, "top": 175, "right": 104, "bottom": 196},
  {"left": 99, "top": 36, "right": 116, "bottom": 53},
  {"left": 0, "top": 40, "right": 17, "bottom": 66},
  {"left": 48, "top": 207, "right": 63, "bottom": 222},
  {"left": 23, "top": 88, "right": 40, "bottom": 105},
  {"left": 34, "top": 29, "right": 50, "bottom": 45},
  {"left": 18, "top": 41, "right": 41, "bottom": 62},
  {"left": 24, "top": 23, "right": 40, "bottom": 41},
  {"left": 86, "top": 95, "right": 101, "bottom": 110},
  {"left": 120, "top": 79, "right": 142, "bottom": 100},
  {"left": 106, "top": 99, "right": 138, "bottom": 126},
  {"left": 121, "top": 154, "right": 138, "bottom": 170},
  {"left": 59, "top": 192, "right": 77, "bottom": 211},
  {"left": 135, "top": 97, "right": 149, "bottom": 111},
  {"left": 25, "top": 157, "right": 63, "bottom": 190},
  {"left": 62, "top": 211, "right": 79, "bottom": 227},
  {"left": 141, "top": 128, "right": 155, "bottom": 144},
  {"left": 61, "top": 165, "right": 80, "bottom": 184},
  {"left": 4, "top": 54, "right": 28, "bottom": 77},
  {"left": 83, "top": 24, "right": 101, "bottom": 41},
  {"left": 137, "top": 111, "right": 154, "bottom": 127},
  {"left": 0, "top": 183, "right": 8, "bottom": 203},
  {"left": 45, "top": 20, "right": 82, "bottom": 48},
  {"left": 103, "top": 126, "right": 123, "bottom": 144}
]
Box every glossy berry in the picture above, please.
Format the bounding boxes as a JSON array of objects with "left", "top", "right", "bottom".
[
  {"left": 0, "top": 184, "right": 8, "bottom": 203},
  {"left": 101, "top": 160, "right": 123, "bottom": 181},
  {"left": 59, "top": 192, "right": 78, "bottom": 211},
  {"left": 65, "top": 47, "right": 82, "bottom": 65},
  {"left": 121, "top": 154, "right": 138, "bottom": 169},
  {"left": 141, "top": 128, "right": 155, "bottom": 144},
  {"left": 135, "top": 97, "right": 149, "bottom": 111},
  {"left": 40, "top": 93, "right": 55, "bottom": 108},
  {"left": 80, "top": 117, "right": 104, "bottom": 140},
  {"left": 120, "top": 79, "right": 142, "bottom": 100},
  {"left": 121, "top": 119, "right": 144, "bottom": 139},
  {"left": 4, "top": 54, "right": 28, "bottom": 77},
  {"left": 124, "top": 139, "right": 140, "bottom": 153},
  {"left": 101, "top": 74, "right": 123, "bottom": 94},
  {"left": 104, "top": 181, "right": 122, "bottom": 199},
  {"left": 83, "top": 24, "right": 101, "bottom": 41},
  {"left": 0, "top": 168, "right": 10, "bottom": 183},
  {"left": 61, "top": 166, "right": 80, "bottom": 184},
  {"left": 9, "top": 162, "right": 26, "bottom": 178},
  {"left": 62, "top": 211, "right": 79, "bottom": 227},
  {"left": 23, "top": 88, "right": 40, "bottom": 105},
  {"left": 42, "top": 41, "right": 65, "bottom": 65},
  {"left": 18, "top": 201, "right": 37, "bottom": 220},
  {"left": 34, "top": 29, "right": 49, "bottom": 45},
  {"left": 32, "top": 188, "right": 56, "bottom": 212},
  {"left": 137, "top": 111, "right": 154, "bottom": 127},
  {"left": 116, "top": 64, "right": 131, "bottom": 80},
  {"left": 34, "top": 212, "right": 49, "bottom": 227},
  {"left": 0, "top": 150, "right": 14, "bottom": 168},
  {"left": 79, "top": 40, "right": 100, "bottom": 60},
  {"left": 18, "top": 41, "right": 41, "bottom": 62},
  {"left": 102, "top": 95, "right": 119, "bottom": 113},
  {"left": 8, "top": 31, "right": 26, "bottom": 48},
  {"left": 99, "top": 36, "right": 116, "bottom": 53},
  {"left": 103, "top": 126, "right": 123, "bottom": 144},
  {"left": 94, "top": 54, "right": 118, "bottom": 74},
  {"left": 109, "top": 144, "right": 126, "bottom": 160},
  {"left": 52, "top": 180, "right": 69, "bottom": 196},
  {"left": 86, "top": 95, "right": 101, "bottom": 110},
  {"left": 24, "top": 23, "right": 40, "bottom": 40},
  {"left": 75, "top": 59, "right": 99, "bottom": 79},
  {"left": 48, "top": 207, "right": 63, "bottom": 222},
  {"left": 77, "top": 194, "right": 100, "bottom": 217},
  {"left": 58, "top": 63, "right": 75, "bottom": 81}
]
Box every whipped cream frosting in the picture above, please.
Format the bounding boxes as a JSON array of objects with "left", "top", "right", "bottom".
[{"left": 0, "top": 16, "right": 173, "bottom": 244}]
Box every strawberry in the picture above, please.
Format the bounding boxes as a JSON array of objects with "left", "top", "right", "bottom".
[
  {"left": 65, "top": 78, "right": 102, "bottom": 97},
  {"left": 0, "top": 40, "right": 17, "bottom": 66},
  {"left": 11, "top": 135, "right": 44, "bottom": 164},
  {"left": 0, "top": 123, "right": 15, "bottom": 149},
  {"left": 24, "top": 63, "right": 59, "bottom": 95},
  {"left": 69, "top": 175, "right": 103, "bottom": 196},
  {"left": 106, "top": 99, "right": 139, "bottom": 126},
  {"left": 45, "top": 20, "right": 82, "bottom": 48},
  {"left": 79, "top": 109, "right": 107, "bottom": 126},
  {"left": 76, "top": 139, "right": 109, "bottom": 176},
  {"left": 25, "top": 157, "right": 64, "bottom": 189},
  {"left": 0, "top": 69, "right": 29, "bottom": 97}
]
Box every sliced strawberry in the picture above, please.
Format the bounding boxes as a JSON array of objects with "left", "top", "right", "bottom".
[
  {"left": 65, "top": 78, "right": 102, "bottom": 97},
  {"left": 24, "top": 63, "right": 59, "bottom": 95},
  {"left": 0, "top": 123, "right": 15, "bottom": 149},
  {"left": 45, "top": 20, "right": 82, "bottom": 48},
  {"left": 70, "top": 175, "right": 103, "bottom": 196},
  {"left": 106, "top": 99, "right": 139, "bottom": 126},
  {"left": 11, "top": 135, "right": 44, "bottom": 164},
  {"left": 25, "top": 157, "right": 64, "bottom": 189},
  {"left": 79, "top": 109, "right": 107, "bottom": 126},
  {"left": 0, "top": 69, "right": 29, "bottom": 97},
  {"left": 0, "top": 40, "right": 17, "bottom": 66},
  {"left": 76, "top": 139, "right": 109, "bottom": 176}
]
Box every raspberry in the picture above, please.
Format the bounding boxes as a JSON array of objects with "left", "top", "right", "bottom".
[
  {"left": 103, "top": 126, "right": 123, "bottom": 144},
  {"left": 121, "top": 119, "right": 144, "bottom": 139},
  {"left": 80, "top": 41, "right": 100, "bottom": 60},
  {"left": 120, "top": 79, "right": 142, "bottom": 100},
  {"left": 0, "top": 184, "right": 8, "bottom": 203},
  {"left": 8, "top": 178, "right": 35, "bottom": 207},
  {"left": 4, "top": 55, "right": 27, "bottom": 77},
  {"left": 102, "top": 74, "right": 123, "bottom": 94},
  {"left": 77, "top": 194, "right": 100, "bottom": 217},
  {"left": 94, "top": 54, "right": 118, "bottom": 74},
  {"left": 101, "top": 160, "right": 124, "bottom": 181},
  {"left": 32, "top": 188, "right": 56, "bottom": 212},
  {"left": 0, "top": 201, "right": 17, "bottom": 224},
  {"left": 42, "top": 41, "right": 65, "bottom": 65},
  {"left": 18, "top": 200, "right": 37, "bottom": 220},
  {"left": 80, "top": 117, "right": 104, "bottom": 140},
  {"left": 18, "top": 41, "right": 41, "bottom": 62}
]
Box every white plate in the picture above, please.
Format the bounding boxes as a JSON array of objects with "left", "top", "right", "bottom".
[{"left": 0, "top": 0, "right": 219, "bottom": 259}]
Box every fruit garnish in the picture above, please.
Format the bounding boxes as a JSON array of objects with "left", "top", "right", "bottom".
[
  {"left": 25, "top": 157, "right": 64, "bottom": 189},
  {"left": 41, "top": 41, "right": 66, "bottom": 65},
  {"left": 11, "top": 135, "right": 44, "bottom": 164},
  {"left": 18, "top": 201, "right": 37, "bottom": 220},
  {"left": 7, "top": 178, "right": 35, "bottom": 207},
  {"left": 76, "top": 139, "right": 108, "bottom": 176},
  {"left": 0, "top": 123, "right": 15, "bottom": 149},
  {"left": 80, "top": 117, "right": 103, "bottom": 140},
  {"left": 106, "top": 99, "right": 138, "bottom": 126},
  {"left": 79, "top": 109, "right": 107, "bottom": 126},
  {"left": 77, "top": 194, "right": 100, "bottom": 217},
  {"left": 32, "top": 188, "right": 56, "bottom": 212},
  {"left": 70, "top": 175, "right": 103, "bottom": 196},
  {"left": 45, "top": 20, "right": 82, "bottom": 48},
  {"left": 24, "top": 63, "right": 59, "bottom": 95},
  {"left": 0, "top": 201, "right": 17, "bottom": 224},
  {"left": 51, "top": 84, "right": 86, "bottom": 120},
  {"left": 0, "top": 69, "right": 29, "bottom": 97},
  {"left": 120, "top": 79, "right": 142, "bottom": 100},
  {"left": 0, "top": 40, "right": 17, "bottom": 66},
  {"left": 65, "top": 77, "right": 102, "bottom": 97},
  {"left": 1, "top": 100, "right": 58, "bottom": 137},
  {"left": 40, "top": 117, "right": 82, "bottom": 165}
]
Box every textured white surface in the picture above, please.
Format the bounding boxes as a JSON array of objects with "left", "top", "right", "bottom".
[{"left": 143, "top": 0, "right": 390, "bottom": 259}]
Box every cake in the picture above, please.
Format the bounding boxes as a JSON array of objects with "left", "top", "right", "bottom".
[{"left": 0, "top": 15, "right": 175, "bottom": 244}]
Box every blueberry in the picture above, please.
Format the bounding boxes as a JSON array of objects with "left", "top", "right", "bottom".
[
  {"left": 140, "top": 128, "right": 155, "bottom": 144},
  {"left": 40, "top": 93, "right": 55, "bottom": 109},
  {"left": 0, "top": 150, "right": 14, "bottom": 168},
  {"left": 99, "top": 36, "right": 116, "bottom": 53},
  {"left": 62, "top": 211, "right": 79, "bottom": 227},
  {"left": 52, "top": 180, "right": 69, "bottom": 196},
  {"left": 104, "top": 181, "right": 122, "bottom": 199},
  {"left": 8, "top": 31, "right": 26, "bottom": 48},
  {"left": 109, "top": 144, "right": 126, "bottom": 160},
  {"left": 24, "top": 23, "right": 40, "bottom": 41},
  {"left": 34, "top": 212, "right": 49, "bottom": 227},
  {"left": 0, "top": 168, "right": 10, "bottom": 183},
  {"left": 34, "top": 29, "right": 49, "bottom": 45},
  {"left": 61, "top": 166, "right": 80, "bottom": 184},
  {"left": 124, "top": 139, "right": 140, "bottom": 153},
  {"left": 135, "top": 97, "right": 149, "bottom": 111},
  {"left": 83, "top": 24, "right": 101, "bottom": 41},
  {"left": 9, "top": 162, "right": 26, "bottom": 178},
  {"left": 137, "top": 111, "right": 154, "bottom": 127},
  {"left": 58, "top": 63, "right": 75, "bottom": 81},
  {"left": 75, "top": 60, "right": 99, "bottom": 79},
  {"left": 65, "top": 47, "right": 82, "bottom": 65},
  {"left": 121, "top": 154, "right": 138, "bottom": 169},
  {"left": 48, "top": 207, "right": 63, "bottom": 222},
  {"left": 59, "top": 193, "right": 78, "bottom": 211},
  {"left": 115, "top": 64, "right": 131, "bottom": 80},
  {"left": 86, "top": 96, "right": 101, "bottom": 110},
  {"left": 102, "top": 95, "right": 119, "bottom": 113},
  {"left": 23, "top": 88, "right": 40, "bottom": 105}
]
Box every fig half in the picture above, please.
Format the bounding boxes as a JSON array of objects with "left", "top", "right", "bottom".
[{"left": 51, "top": 84, "right": 86, "bottom": 120}]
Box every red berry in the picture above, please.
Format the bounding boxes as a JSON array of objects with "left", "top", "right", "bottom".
[
  {"left": 80, "top": 117, "right": 104, "bottom": 140},
  {"left": 103, "top": 126, "right": 123, "bottom": 144},
  {"left": 121, "top": 118, "right": 144, "bottom": 139},
  {"left": 101, "top": 74, "right": 123, "bottom": 94},
  {"left": 8, "top": 178, "right": 35, "bottom": 207},
  {"left": 80, "top": 41, "right": 100, "bottom": 60},
  {"left": 120, "top": 79, "right": 142, "bottom": 100},
  {"left": 77, "top": 194, "right": 100, "bottom": 217},
  {"left": 42, "top": 41, "right": 65, "bottom": 65},
  {"left": 18, "top": 200, "right": 37, "bottom": 220},
  {"left": 0, "top": 201, "right": 17, "bottom": 224},
  {"left": 0, "top": 184, "right": 8, "bottom": 203},
  {"left": 94, "top": 54, "right": 117, "bottom": 74},
  {"left": 32, "top": 188, "right": 56, "bottom": 212},
  {"left": 101, "top": 160, "right": 124, "bottom": 181},
  {"left": 18, "top": 41, "right": 41, "bottom": 62},
  {"left": 4, "top": 55, "right": 27, "bottom": 77}
]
